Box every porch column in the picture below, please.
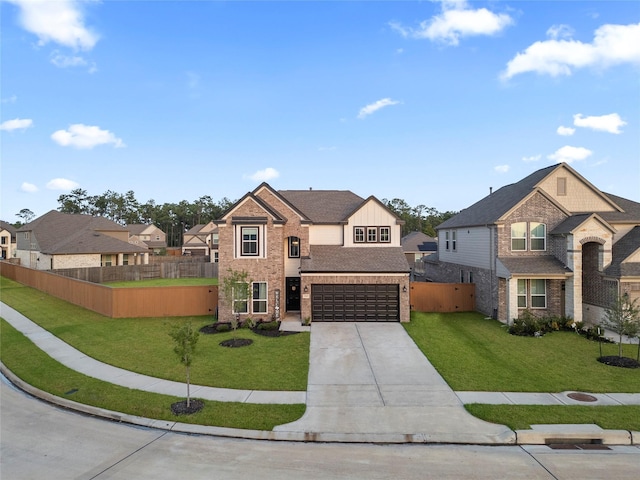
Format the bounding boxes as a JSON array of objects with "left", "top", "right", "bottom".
[{"left": 117, "top": 253, "right": 124, "bottom": 266}]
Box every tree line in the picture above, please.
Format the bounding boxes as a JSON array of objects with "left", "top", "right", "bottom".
[{"left": 13, "top": 189, "right": 456, "bottom": 247}]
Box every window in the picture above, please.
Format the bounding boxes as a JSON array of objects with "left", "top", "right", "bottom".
[
  {"left": 122, "top": 254, "right": 129, "bottom": 265},
  {"left": 530, "top": 223, "right": 546, "bottom": 251},
  {"left": 460, "top": 269, "right": 465, "bottom": 282},
  {"left": 213, "top": 251, "right": 219, "bottom": 263},
  {"left": 241, "top": 227, "right": 258, "bottom": 256},
  {"left": 101, "top": 254, "right": 113, "bottom": 267},
  {"left": 212, "top": 233, "right": 219, "bottom": 244},
  {"left": 517, "top": 279, "right": 527, "bottom": 308},
  {"left": 354, "top": 227, "right": 365, "bottom": 243},
  {"left": 367, "top": 227, "right": 377, "bottom": 242},
  {"left": 379, "top": 227, "right": 390, "bottom": 243},
  {"left": 1, "top": 236, "right": 6, "bottom": 245},
  {"left": 511, "top": 222, "right": 527, "bottom": 251},
  {"left": 445, "top": 231, "right": 450, "bottom": 251},
  {"left": 252, "top": 282, "right": 267, "bottom": 314},
  {"left": 557, "top": 177, "right": 567, "bottom": 196},
  {"left": 155, "top": 235, "right": 160, "bottom": 241},
  {"left": 288, "top": 236, "right": 300, "bottom": 258},
  {"left": 468, "top": 271, "right": 473, "bottom": 283},
  {"left": 233, "top": 283, "right": 249, "bottom": 314},
  {"left": 452, "top": 230, "right": 457, "bottom": 251},
  {"left": 531, "top": 279, "right": 546, "bottom": 308}
]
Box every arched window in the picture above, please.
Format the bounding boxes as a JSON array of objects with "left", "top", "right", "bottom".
[
  {"left": 530, "top": 223, "right": 546, "bottom": 251},
  {"left": 511, "top": 222, "right": 526, "bottom": 251}
]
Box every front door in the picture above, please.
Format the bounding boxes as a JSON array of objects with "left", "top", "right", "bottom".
[{"left": 286, "top": 277, "right": 301, "bottom": 311}]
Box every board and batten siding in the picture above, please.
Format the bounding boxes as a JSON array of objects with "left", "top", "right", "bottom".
[
  {"left": 344, "top": 200, "right": 401, "bottom": 247},
  {"left": 438, "top": 226, "right": 492, "bottom": 269}
]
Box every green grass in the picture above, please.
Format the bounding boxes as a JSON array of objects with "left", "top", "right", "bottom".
[
  {"left": 465, "top": 404, "right": 640, "bottom": 431},
  {"left": 405, "top": 311, "right": 640, "bottom": 393},
  {"left": 0, "top": 277, "right": 308, "bottom": 391},
  {"left": 0, "top": 319, "right": 305, "bottom": 430},
  {"left": 406, "top": 311, "right": 640, "bottom": 430},
  {"left": 104, "top": 277, "right": 218, "bottom": 287}
]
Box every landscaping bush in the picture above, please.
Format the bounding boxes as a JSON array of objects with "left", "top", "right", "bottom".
[{"left": 508, "top": 309, "right": 552, "bottom": 337}]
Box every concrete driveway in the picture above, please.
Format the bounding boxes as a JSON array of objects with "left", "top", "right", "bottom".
[{"left": 274, "top": 323, "right": 515, "bottom": 444}]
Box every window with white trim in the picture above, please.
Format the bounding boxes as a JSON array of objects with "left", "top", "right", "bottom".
[
  {"left": 445, "top": 231, "right": 450, "bottom": 251},
  {"left": 232, "top": 284, "right": 249, "bottom": 314},
  {"left": 252, "top": 282, "right": 267, "bottom": 314},
  {"left": 101, "top": 254, "right": 113, "bottom": 267},
  {"left": 460, "top": 269, "right": 465, "bottom": 282},
  {"left": 451, "top": 230, "right": 457, "bottom": 251},
  {"left": 511, "top": 222, "right": 527, "bottom": 251},
  {"left": 367, "top": 227, "right": 377, "bottom": 242},
  {"left": 468, "top": 271, "right": 473, "bottom": 283},
  {"left": 531, "top": 279, "right": 546, "bottom": 308},
  {"left": 213, "top": 251, "right": 219, "bottom": 263},
  {"left": 517, "top": 279, "right": 527, "bottom": 308},
  {"left": 122, "top": 254, "right": 129, "bottom": 265},
  {"left": 530, "top": 223, "right": 546, "bottom": 251},
  {"left": 354, "top": 227, "right": 365, "bottom": 243},
  {"left": 241, "top": 227, "right": 259, "bottom": 256},
  {"left": 379, "top": 227, "right": 390, "bottom": 243}
]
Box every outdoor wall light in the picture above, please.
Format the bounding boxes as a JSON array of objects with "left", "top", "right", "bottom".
[
  {"left": 303, "top": 285, "right": 308, "bottom": 293},
  {"left": 403, "top": 286, "right": 407, "bottom": 293}
]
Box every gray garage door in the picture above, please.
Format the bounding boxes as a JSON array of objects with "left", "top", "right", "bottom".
[{"left": 311, "top": 284, "right": 399, "bottom": 322}]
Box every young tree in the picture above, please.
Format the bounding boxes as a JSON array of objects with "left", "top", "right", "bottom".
[
  {"left": 169, "top": 322, "right": 199, "bottom": 408},
  {"left": 601, "top": 295, "right": 640, "bottom": 358},
  {"left": 221, "top": 268, "right": 251, "bottom": 337}
]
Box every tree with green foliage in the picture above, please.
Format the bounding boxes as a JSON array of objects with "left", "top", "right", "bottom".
[
  {"left": 221, "top": 268, "right": 251, "bottom": 337},
  {"left": 601, "top": 294, "right": 640, "bottom": 358},
  {"left": 16, "top": 208, "right": 35, "bottom": 225},
  {"left": 169, "top": 322, "right": 199, "bottom": 408}
]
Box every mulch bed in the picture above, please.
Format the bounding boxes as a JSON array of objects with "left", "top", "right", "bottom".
[
  {"left": 171, "top": 399, "right": 204, "bottom": 415},
  {"left": 219, "top": 338, "right": 253, "bottom": 347},
  {"left": 199, "top": 321, "right": 300, "bottom": 338},
  {"left": 597, "top": 356, "right": 640, "bottom": 368}
]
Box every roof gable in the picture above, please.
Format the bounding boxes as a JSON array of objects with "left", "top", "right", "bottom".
[
  {"left": 218, "top": 191, "right": 286, "bottom": 224},
  {"left": 345, "top": 196, "right": 405, "bottom": 225},
  {"left": 278, "top": 189, "right": 364, "bottom": 224}
]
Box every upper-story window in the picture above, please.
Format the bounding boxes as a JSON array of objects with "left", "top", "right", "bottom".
[
  {"left": 445, "top": 231, "right": 450, "bottom": 251},
  {"left": 451, "top": 230, "right": 457, "bottom": 251},
  {"left": 241, "top": 227, "right": 259, "bottom": 256},
  {"left": 379, "top": 227, "right": 390, "bottom": 243},
  {"left": 530, "top": 223, "right": 546, "bottom": 251},
  {"left": 367, "top": 227, "right": 377, "bottom": 242},
  {"left": 511, "top": 222, "right": 527, "bottom": 251},
  {"left": 354, "top": 227, "right": 365, "bottom": 243},
  {"left": 288, "top": 236, "right": 300, "bottom": 258},
  {"left": 1, "top": 236, "right": 7, "bottom": 245}
]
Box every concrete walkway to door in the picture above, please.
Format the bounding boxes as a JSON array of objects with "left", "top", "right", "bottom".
[{"left": 274, "top": 323, "right": 516, "bottom": 444}]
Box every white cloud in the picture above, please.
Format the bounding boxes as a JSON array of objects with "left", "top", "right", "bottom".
[
  {"left": 246, "top": 167, "right": 280, "bottom": 182},
  {"left": 501, "top": 22, "right": 640, "bottom": 80},
  {"left": 494, "top": 164, "right": 510, "bottom": 173},
  {"left": 20, "top": 182, "right": 38, "bottom": 193},
  {"left": 557, "top": 126, "right": 575, "bottom": 136},
  {"left": 357, "top": 98, "right": 400, "bottom": 119},
  {"left": 46, "top": 178, "right": 80, "bottom": 190},
  {"left": 573, "top": 113, "right": 626, "bottom": 134},
  {"left": 547, "top": 145, "right": 593, "bottom": 164},
  {"left": 546, "top": 24, "right": 574, "bottom": 40},
  {"left": 50, "top": 50, "right": 96, "bottom": 72},
  {"left": 51, "top": 124, "right": 125, "bottom": 149},
  {"left": 7, "top": 0, "right": 99, "bottom": 50},
  {"left": 0, "top": 118, "right": 33, "bottom": 132},
  {"left": 390, "top": 1, "right": 513, "bottom": 46},
  {"left": 2, "top": 95, "right": 18, "bottom": 104},
  {"left": 522, "top": 155, "right": 541, "bottom": 163}
]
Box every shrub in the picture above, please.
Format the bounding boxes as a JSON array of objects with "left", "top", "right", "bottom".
[{"left": 509, "top": 309, "right": 552, "bottom": 337}]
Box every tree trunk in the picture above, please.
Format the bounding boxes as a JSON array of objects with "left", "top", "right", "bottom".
[{"left": 186, "top": 365, "right": 191, "bottom": 408}]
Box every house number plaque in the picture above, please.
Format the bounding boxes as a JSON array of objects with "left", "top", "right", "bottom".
[{"left": 274, "top": 289, "right": 280, "bottom": 320}]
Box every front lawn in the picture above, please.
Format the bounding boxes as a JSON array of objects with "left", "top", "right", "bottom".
[
  {"left": 0, "top": 277, "right": 308, "bottom": 391},
  {"left": 1, "top": 319, "right": 305, "bottom": 430},
  {"left": 404, "top": 311, "right": 639, "bottom": 393}
]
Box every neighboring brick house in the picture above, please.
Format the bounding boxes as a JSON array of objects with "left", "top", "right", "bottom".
[
  {"left": 16, "top": 210, "right": 150, "bottom": 270},
  {"left": 425, "top": 163, "right": 640, "bottom": 325},
  {"left": 215, "top": 183, "right": 410, "bottom": 323},
  {"left": 127, "top": 224, "right": 167, "bottom": 254},
  {"left": 401, "top": 231, "right": 437, "bottom": 273},
  {"left": 182, "top": 221, "right": 219, "bottom": 261},
  {"left": 0, "top": 221, "right": 17, "bottom": 260}
]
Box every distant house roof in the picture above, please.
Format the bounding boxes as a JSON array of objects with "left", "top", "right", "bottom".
[
  {"left": 401, "top": 231, "right": 437, "bottom": 253},
  {"left": 605, "top": 226, "right": 640, "bottom": 278},
  {"left": 126, "top": 224, "right": 152, "bottom": 235},
  {"left": 0, "top": 221, "right": 17, "bottom": 239},
  {"left": 301, "top": 245, "right": 409, "bottom": 273},
  {"left": 18, "top": 210, "right": 148, "bottom": 255}
]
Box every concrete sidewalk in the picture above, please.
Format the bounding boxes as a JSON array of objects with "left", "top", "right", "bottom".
[
  {"left": 0, "top": 302, "right": 305, "bottom": 405},
  {"left": 274, "top": 323, "right": 516, "bottom": 444}
]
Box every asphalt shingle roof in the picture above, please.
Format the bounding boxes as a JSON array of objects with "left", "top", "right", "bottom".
[
  {"left": 605, "top": 226, "right": 640, "bottom": 278},
  {"left": 301, "top": 245, "right": 410, "bottom": 273},
  {"left": 401, "top": 231, "right": 437, "bottom": 252},
  {"left": 278, "top": 190, "right": 364, "bottom": 224},
  {"left": 498, "top": 256, "right": 573, "bottom": 276}
]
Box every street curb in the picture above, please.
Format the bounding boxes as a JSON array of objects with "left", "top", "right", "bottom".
[{"left": 2, "top": 363, "right": 635, "bottom": 446}]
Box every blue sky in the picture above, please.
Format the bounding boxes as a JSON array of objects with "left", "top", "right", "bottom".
[{"left": 1, "top": 0, "right": 639, "bottom": 222}]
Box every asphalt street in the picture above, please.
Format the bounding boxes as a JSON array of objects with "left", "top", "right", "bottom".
[{"left": 2, "top": 377, "right": 639, "bottom": 480}]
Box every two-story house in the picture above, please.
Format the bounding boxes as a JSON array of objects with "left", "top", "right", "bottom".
[
  {"left": 215, "top": 183, "right": 410, "bottom": 323},
  {"left": 17, "top": 210, "right": 150, "bottom": 270},
  {"left": 425, "top": 163, "right": 640, "bottom": 325},
  {"left": 0, "top": 221, "right": 17, "bottom": 260},
  {"left": 182, "top": 221, "right": 219, "bottom": 261},
  {"left": 127, "top": 224, "right": 167, "bottom": 254}
]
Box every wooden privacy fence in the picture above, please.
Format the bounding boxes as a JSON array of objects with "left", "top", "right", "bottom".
[
  {"left": 54, "top": 262, "right": 218, "bottom": 284},
  {"left": 410, "top": 282, "right": 475, "bottom": 313},
  {"left": 0, "top": 262, "right": 218, "bottom": 319}
]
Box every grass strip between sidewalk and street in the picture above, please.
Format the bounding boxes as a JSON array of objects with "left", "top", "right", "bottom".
[{"left": 1, "top": 319, "right": 306, "bottom": 430}]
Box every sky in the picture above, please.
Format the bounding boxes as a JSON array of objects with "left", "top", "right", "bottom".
[{"left": 1, "top": 0, "right": 639, "bottom": 223}]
